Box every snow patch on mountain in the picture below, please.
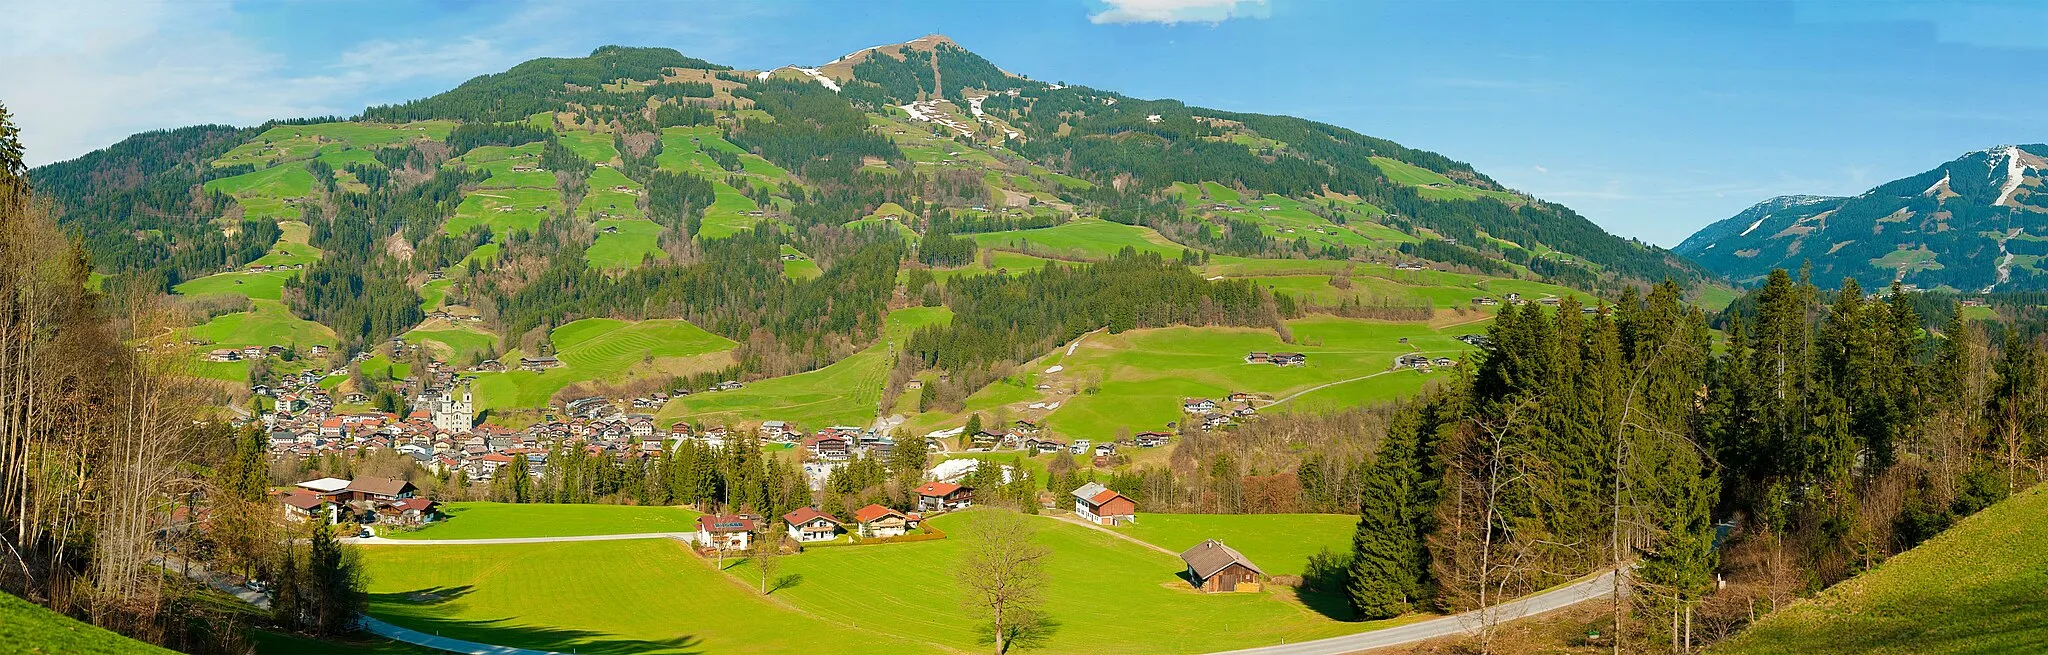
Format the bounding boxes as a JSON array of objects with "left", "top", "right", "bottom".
[
  {"left": 1996, "top": 145, "right": 2028, "bottom": 207},
  {"left": 1924, "top": 169, "right": 1951, "bottom": 197},
  {"left": 1739, "top": 217, "right": 1767, "bottom": 237}
]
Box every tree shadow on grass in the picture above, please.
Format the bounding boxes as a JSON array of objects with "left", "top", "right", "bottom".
[
  {"left": 767, "top": 573, "right": 804, "bottom": 595},
  {"left": 1290, "top": 585, "right": 1359, "bottom": 622},
  {"left": 370, "top": 586, "right": 704, "bottom": 654}
]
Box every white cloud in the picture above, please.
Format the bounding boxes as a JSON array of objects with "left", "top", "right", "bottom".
[
  {"left": 1089, "top": 0, "right": 1270, "bottom": 25},
  {"left": 1531, "top": 165, "right": 1548, "bottom": 174}
]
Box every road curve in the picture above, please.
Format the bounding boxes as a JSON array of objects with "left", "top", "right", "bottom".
[
  {"left": 1203, "top": 570, "right": 1616, "bottom": 655},
  {"left": 344, "top": 532, "right": 696, "bottom": 546}
]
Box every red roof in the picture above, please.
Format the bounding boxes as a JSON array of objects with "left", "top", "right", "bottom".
[
  {"left": 1089, "top": 488, "right": 1126, "bottom": 505},
  {"left": 782, "top": 507, "right": 842, "bottom": 527},
  {"left": 393, "top": 498, "right": 436, "bottom": 512},
  {"left": 696, "top": 514, "right": 757, "bottom": 533},
  {"left": 854, "top": 504, "right": 905, "bottom": 523},
  {"left": 914, "top": 481, "right": 964, "bottom": 498}
]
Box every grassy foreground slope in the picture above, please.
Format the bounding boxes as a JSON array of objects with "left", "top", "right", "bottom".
[
  {"left": 361, "top": 539, "right": 934, "bottom": 655},
  {"left": 386, "top": 502, "right": 703, "bottom": 540},
  {"left": 1, "top": 590, "right": 172, "bottom": 654},
  {"left": 1714, "top": 484, "right": 2048, "bottom": 654}
]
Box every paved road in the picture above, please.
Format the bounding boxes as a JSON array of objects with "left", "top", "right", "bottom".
[
  {"left": 1204, "top": 570, "right": 1617, "bottom": 655},
  {"left": 343, "top": 532, "right": 696, "bottom": 546},
  {"left": 361, "top": 616, "right": 568, "bottom": 655}
]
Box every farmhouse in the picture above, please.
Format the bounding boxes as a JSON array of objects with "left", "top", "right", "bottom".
[
  {"left": 1071, "top": 482, "right": 1137, "bottom": 526},
  {"left": 1179, "top": 539, "right": 1265, "bottom": 593},
  {"left": 913, "top": 481, "right": 973, "bottom": 513},
  {"left": 1134, "top": 431, "right": 1173, "bottom": 448},
  {"left": 1270, "top": 352, "right": 1306, "bottom": 366},
  {"left": 696, "top": 514, "right": 757, "bottom": 551},
  {"left": 782, "top": 507, "right": 845, "bottom": 543},
  {"left": 519, "top": 355, "right": 565, "bottom": 372},
  {"left": 853, "top": 504, "right": 910, "bottom": 538},
  {"left": 279, "top": 490, "right": 336, "bottom": 523}
]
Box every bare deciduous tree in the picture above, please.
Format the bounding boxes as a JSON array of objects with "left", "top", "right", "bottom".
[{"left": 955, "top": 509, "right": 1051, "bottom": 654}]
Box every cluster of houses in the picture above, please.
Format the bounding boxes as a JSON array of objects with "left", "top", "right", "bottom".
[
  {"left": 278, "top": 476, "right": 440, "bottom": 528},
  {"left": 1244, "top": 351, "right": 1307, "bottom": 366},
  {"left": 1394, "top": 353, "right": 1459, "bottom": 372},
  {"left": 1183, "top": 393, "right": 1260, "bottom": 431},
  {"left": 691, "top": 482, "right": 974, "bottom": 551},
  {"left": 243, "top": 263, "right": 306, "bottom": 273}
]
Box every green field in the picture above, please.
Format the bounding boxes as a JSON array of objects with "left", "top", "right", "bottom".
[
  {"left": 1713, "top": 484, "right": 2048, "bottom": 655},
  {"left": 924, "top": 315, "right": 1478, "bottom": 439},
  {"left": 729, "top": 510, "right": 1387, "bottom": 654},
  {"left": 173, "top": 270, "right": 296, "bottom": 302},
  {"left": 577, "top": 167, "right": 644, "bottom": 220},
  {"left": 971, "top": 218, "right": 1186, "bottom": 261},
  {"left": 1, "top": 590, "right": 172, "bottom": 654},
  {"left": 417, "top": 279, "right": 453, "bottom": 312},
  {"left": 468, "top": 318, "right": 736, "bottom": 412},
  {"left": 1110, "top": 513, "right": 1356, "bottom": 577},
  {"left": 696, "top": 180, "right": 767, "bottom": 240},
  {"left": 386, "top": 502, "right": 704, "bottom": 540},
  {"left": 250, "top": 220, "right": 322, "bottom": 267},
  {"left": 362, "top": 539, "right": 921, "bottom": 655},
  {"left": 403, "top": 326, "right": 498, "bottom": 363},
  {"left": 446, "top": 187, "right": 560, "bottom": 238},
  {"left": 249, "top": 629, "right": 438, "bottom": 655},
  {"left": 779, "top": 244, "right": 821, "bottom": 280},
  {"left": 214, "top": 121, "right": 453, "bottom": 169},
  {"left": 556, "top": 129, "right": 621, "bottom": 165},
  {"left": 588, "top": 219, "right": 665, "bottom": 270},
  {"left": 185, "top": 300, "right": 338, "bottom": 351},
  {"left": 657, "top": 307, "right": 949, "bottom": 430},
  {"left": 1370, "top": 157, "right": 1523, "bottom": 203}
]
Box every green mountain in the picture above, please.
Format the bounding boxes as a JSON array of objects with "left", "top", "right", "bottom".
[
  {"left": 22, "top": 36, "right": 1713, "bottom": 412},
  {"left": 1676, "top": 145, "right": 2048, "bottom": 290}
]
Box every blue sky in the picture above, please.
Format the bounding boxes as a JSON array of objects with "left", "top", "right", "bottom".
[{"left": 4, "top": 0, "right": 2045, "bottom": 245}]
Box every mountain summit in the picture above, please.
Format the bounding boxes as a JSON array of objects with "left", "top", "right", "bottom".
[{"left": 1676, "top": 145, "right": 2048, "bottom": 290}]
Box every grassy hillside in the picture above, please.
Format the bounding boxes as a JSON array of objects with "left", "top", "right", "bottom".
[
  {"left": 1110, "top": 513, "right": 1356, "bottom": 577},
  {"left": 0, "top": 591, "right": 172, "bottom": 654},
  {"left": 467, "top": 318, "right": 736, "bottom": 413},
  {"left": 657, "top": 307, "right": 950, "bottom": 430},
  {"left": 1714, "top": 484, "right": 2048, "bottom": 654}
]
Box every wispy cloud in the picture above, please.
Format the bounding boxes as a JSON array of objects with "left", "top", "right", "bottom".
[{"left": 1089, "top": 0, "right": 1270, "bottom": 25}]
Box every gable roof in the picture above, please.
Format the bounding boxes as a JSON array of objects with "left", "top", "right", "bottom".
[
  {"left": 280, "top": 490, "right": 328, "bottom": 510},
  {"left": 1179, "top": 539, "right": 1264, "bottom": 579},
  {"left": 854, "top": 504, "right": 906, "bottom": 524},
  {"left": 914, "top": 481, "right": 965, "bottom": 497},
  {"left": 345, "top": 477, "right": 414, "bottom": 497},
  {"left": 782, "top": 507, "right": 843, "bottom": 527},
  {"left": 697, "top": 514, "right": 757, "bottom": 533}
]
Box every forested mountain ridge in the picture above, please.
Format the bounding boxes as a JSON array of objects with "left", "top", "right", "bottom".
[
  {"left": 1677, "top": 145, "right": 2048, "bottom": 291},
  {"left": 20, "top": 35, "right": 1717, "bottom": 418}
]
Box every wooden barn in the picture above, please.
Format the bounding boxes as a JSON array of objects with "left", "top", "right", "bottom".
[{"left": 1179, "top": 539, "right": 1265, "bottom": 593}]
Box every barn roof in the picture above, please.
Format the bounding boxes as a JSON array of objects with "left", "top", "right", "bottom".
[{"left": 1179, "top": 539, "right": 1264, "bottom": 579}]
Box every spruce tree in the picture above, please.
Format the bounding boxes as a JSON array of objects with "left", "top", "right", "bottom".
[{"left": 1347, "top": 409, "right": 1424, "bottom": 619}]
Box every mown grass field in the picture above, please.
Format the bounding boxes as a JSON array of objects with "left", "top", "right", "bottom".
[
  {"left": 468, "top": 318, "right": 736, "bottom": 413},
  {"left": 213, "top": 121, "right": 452, "bottom": 169},
  {"left": 361, "top": 539, "right": 923, "bottom": 655},
  {"left": 725, "top": 510, "right": 1391, "bottom": 654},
  {"left": 577, "top": 167, "right": 644, "bottom": 220},
  {"left": 2, "top": 590, "right": 173, "bottom": 654},
  {"left": 778, "top": 244, "right": 821, "bottom": 280},
  {"left": 1713, "top": 484, "right": 2048, "bottom": 655},
  {"left": 445, "top": 187, "right": 560, "bottom": 238},
  {"left": 657, "top": 307, "right": 950, "bottom": 430},
  {"left": 386, "top": 502, "right": 704, "bottom": 540},
  {"left": 971, "top": 218, "right": 1187, "bottom": 261},
  {"left": 1110, "top": 513, "right": 1356, "bottom": 577},
  {"left": 696, "top": 180, "right": 767, "bottom": 240}
]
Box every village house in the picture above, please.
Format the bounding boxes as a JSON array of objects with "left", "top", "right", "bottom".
[
  {"left": 782, "top": 507, "right": 844, "bottom": 543},
  {"left": 1134, "top": 431, "right": 1173, "bottom": 448},
  {"left": 853, "top": 504, "right": 910, "bottom": 538},
  {"left": 1180, "top": 539, "right": 1266, "bottom": 593},
  {"left": 804, "top": 433, "right": 852, "bottom": 460},
  {"left": 1269, "top": 352, "right": 1306, "bottom": 366},
  {"left": 1071, "top": 482, "right": 1137, "bottom": 526},
  {"left": 1183, "top": 398, "right": 1219, "bottom": 414},
  {"left": 914, "top": 481, "right": 973, "bottom": 513},
  {"left": 279, "top": 490, "right": 337, "bottom": 523},
  {"left": 695, "top": 514, "right": 756, "bottom": 551},
  {"left": 519, "top": 355, "right": 565, "bottom": 372}
]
